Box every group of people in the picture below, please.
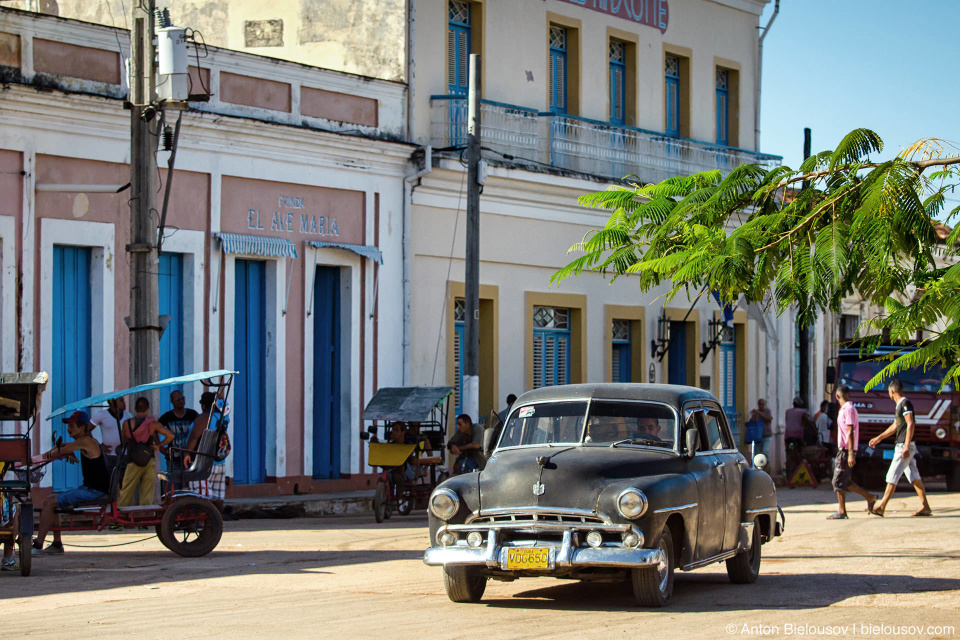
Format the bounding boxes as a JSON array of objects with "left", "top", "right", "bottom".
[
  {"left": 829, "top": 379, "right": 932, "bottom": 519},
  {"left": 30, "top": 389, "right": 227, "bottom": 556},
  {"left": 749, "top": 382, "right": 933, "bottom": 519}
]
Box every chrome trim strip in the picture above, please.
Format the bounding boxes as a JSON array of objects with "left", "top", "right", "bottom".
[
  {"left": 681, "top": 549, "right": 738, "bottom": 571},
  {"left": 467, "top": 506, "right": 611, "bottom": 524},
  {"left": 653, "top": 502, "right": 697, "bottom": 514},
  {"left": 744, "top": 507, "right": 775, "bottom": 515}
]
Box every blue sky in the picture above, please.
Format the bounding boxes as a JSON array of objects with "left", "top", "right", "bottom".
[{"left": 758, "top": 0, "right": 960, "bottom": 218}]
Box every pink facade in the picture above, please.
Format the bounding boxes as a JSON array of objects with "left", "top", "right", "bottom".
[{"left": 0, "top": 8, "right": 410, "bottom": 499}]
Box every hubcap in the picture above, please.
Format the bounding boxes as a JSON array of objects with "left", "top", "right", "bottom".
[{"left": 657, "top": 538, "right": 670, "bottom": 593}]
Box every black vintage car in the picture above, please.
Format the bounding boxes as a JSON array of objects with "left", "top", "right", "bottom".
[{"left": 423, "top": 383, "right": 784, "bottom": 607}]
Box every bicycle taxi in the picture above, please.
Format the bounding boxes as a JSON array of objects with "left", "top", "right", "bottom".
[
  {"left": 31, "top": 370, "right": 236, "bottom": 562},
  {"left": 360, "top": 387, "right": 452, "bottom": 522},
  {"left": 0, "top": 372, "right": 49, "bottom": 576}
]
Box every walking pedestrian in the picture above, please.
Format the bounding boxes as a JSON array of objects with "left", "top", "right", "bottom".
[
  {"left": 869, "top": 379, "right": 932, "bottom": 517},
  {"left": 828, "top": 385, "right": 876, "bottom": 519}
]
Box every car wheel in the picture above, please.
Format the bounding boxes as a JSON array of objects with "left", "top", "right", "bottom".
[
  {"left": 442, "top": 565, "right": 486, "bottom": 603},
  {"left": 373, "top": 481, "right": 387, "bottom": 523},
  {"left": 631, "top": 526, "right": 675, "bottom": 607},
  {"left": 726, "top": 519, "right": 762, "bottom": 584}
]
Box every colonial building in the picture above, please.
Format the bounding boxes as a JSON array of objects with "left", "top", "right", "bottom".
[
  {"left": 404, "top": 0, "right": 792, "bottom": 466},
  {"left": 0, "top": 7, "right": 411, "bottom": 496}
]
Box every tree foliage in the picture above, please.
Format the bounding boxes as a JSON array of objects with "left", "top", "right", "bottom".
[{"left": 551, "top": 129, "right": 960, "bottom": 391}]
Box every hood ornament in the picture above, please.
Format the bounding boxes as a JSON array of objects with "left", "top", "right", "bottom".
[{"left": 532, "top": 482, "right": 545, "bottom": 496}]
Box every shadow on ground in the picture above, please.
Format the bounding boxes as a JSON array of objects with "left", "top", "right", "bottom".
[
  {"left": 480, "top": 571, "right": 960, "bottom": 612},
  {"left": 0, "top": 547, "right": 426, "bottom": 596}
]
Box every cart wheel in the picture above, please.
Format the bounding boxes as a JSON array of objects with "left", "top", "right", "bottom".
[
  {"left": 155, "top": 524, "right": 171, "bottom": 550},
  {"left": 373, "top": 481, "right": 387, "bottom": 523},
  {"left": 18, "top": 534, "right": 31, "bottom": 577},
  {"left": 397, "top": 491, "right": 413, "bottom": 516},
  {"left": 160, "top": 497, "right": 223, "bottom": 557}
]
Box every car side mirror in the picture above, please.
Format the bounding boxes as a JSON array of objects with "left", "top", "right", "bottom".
[
  {"left": 483, "top": 424, "right": 502, "bottom": 459},
  {"left": 684, "top": 428, "right": 700, "bottom": 459}
]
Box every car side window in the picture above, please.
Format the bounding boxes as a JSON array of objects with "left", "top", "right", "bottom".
[{"left": 703, "top": 404, "right": 733, "bottom": 450}]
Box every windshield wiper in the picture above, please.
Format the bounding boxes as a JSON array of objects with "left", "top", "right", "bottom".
[{"left": 610, "top": 436, "right": 664, "bottom": 448}]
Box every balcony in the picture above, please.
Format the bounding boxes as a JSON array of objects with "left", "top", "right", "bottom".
[{"left": 430, "top": 95, "right": 781, "bottom": 184}]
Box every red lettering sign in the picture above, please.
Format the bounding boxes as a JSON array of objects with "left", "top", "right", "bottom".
[{"left": 556, "top": 0, "right": 669, "bottom": 34}]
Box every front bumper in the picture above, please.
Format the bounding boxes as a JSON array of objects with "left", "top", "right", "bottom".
[{"left": 423, "top": 528, "right": 664, "bottom": 570}]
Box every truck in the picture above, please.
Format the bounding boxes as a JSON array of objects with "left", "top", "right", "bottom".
[{"left": 829, "top": 343, "right": 960, "bottom": 491}]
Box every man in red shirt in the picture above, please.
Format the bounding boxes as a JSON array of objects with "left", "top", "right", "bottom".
[{"left": 828, "top": 385, "right": 876, "bottom": 519}]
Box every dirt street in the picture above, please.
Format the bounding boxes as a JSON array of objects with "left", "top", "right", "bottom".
[{"left": 2, "top": 485, "right": 959, "bottom": 640}]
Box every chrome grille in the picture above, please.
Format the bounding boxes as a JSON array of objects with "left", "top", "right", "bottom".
[{"left": 467, "top": 509, "right": 608, "bottom": 526}]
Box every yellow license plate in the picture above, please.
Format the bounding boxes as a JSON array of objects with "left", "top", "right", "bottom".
[{"left": 506, "top": 547, "right": 550, "bottom": 570}]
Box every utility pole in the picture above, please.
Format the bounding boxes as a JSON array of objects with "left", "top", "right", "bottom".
[
  {"left": 798, "top": 127, "right": 812, "bottom": 406},
  {"left": 128, "top": 0, "right": 161, "bottom": 401},
  {"left": 463, "top": 54, "right": 481, "bottom": 424}
]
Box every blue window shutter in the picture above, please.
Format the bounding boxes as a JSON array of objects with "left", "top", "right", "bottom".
[
  {"left": 454, "top": 322, "right": 464, "bottom": 414},
  {"left": 716, "top": 68, "right": 729, "bottom": 146},
  {"left": 549, "top": 25, "right": 568, "bottom": 114}
]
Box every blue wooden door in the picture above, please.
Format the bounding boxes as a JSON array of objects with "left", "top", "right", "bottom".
[
  {"left": 665, "top": 55, "right": 680, "bottom": 137},
  {"left": 52, "top": 246, "right": 92, "bottom": 491},
  {"left": 668, "top": 321, "right": 687, "bottom": 385},
  {"left": 313, "top": 266, "right": 341, "bottom": 479},
  {"left": 234, "top": 259, "right": 267, "bottom": 485},
  {"left": 158, "top": 252, "right": 184, "bottom": 416}
]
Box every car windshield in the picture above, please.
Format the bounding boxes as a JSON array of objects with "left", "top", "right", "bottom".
[
  {"left": 583, "top": 401, "right": 676, "bottom": 449},
  {"left": 838, "top": 359, "right": 954, "bottom": 393},
  {"left": 499, "top": 402, "right": 587, "bottom": 447},
  {"left": 498, "top": 400, "right": 676, "bottom": 449}
]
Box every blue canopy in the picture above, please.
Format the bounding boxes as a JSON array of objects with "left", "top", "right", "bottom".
[{"left": 47, "top": 370, "right": 236, "bottom": 421}]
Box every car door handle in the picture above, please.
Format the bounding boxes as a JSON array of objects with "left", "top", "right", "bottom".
[{"left": 713, "top": 460, "right": 723, "bottom": 469}]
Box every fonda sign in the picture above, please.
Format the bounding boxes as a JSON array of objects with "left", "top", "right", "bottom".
[{"left": 557, "top": 0, "right": 669, "bottom": 34}]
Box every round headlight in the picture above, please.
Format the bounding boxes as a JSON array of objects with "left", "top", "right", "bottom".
[
  {"left": 935, "top": 427, "right": 947, "bottom": 440},
  {"left": 585, "top": 531, "right": 604, "bottom": 548},
  {"left": 429, "top": 488, "right": 460, "bottom": 521},
  {"left": 467, "top": 531, "right": 484, "bottom": 548},
  {"left": 617, "top": 488, "right": 648, "bottom": 519}
]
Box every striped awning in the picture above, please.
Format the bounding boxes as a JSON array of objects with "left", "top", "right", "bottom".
[
  {"left": 308, "top": 241, "right": 383, "bottom": 264},
  {"left": 217, "top": 232, "right": 299, "bottom": 259}
]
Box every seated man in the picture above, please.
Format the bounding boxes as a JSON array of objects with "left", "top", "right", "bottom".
[
  {"left": 33, "top": 411, "right": 110, "bottom": 555},
  {"left": 636, "top": 417, "right": 662, "bottom": 438}
]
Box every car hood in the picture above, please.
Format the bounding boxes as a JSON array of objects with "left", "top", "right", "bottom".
[{"left": 478, "top": 445, "right": 680, "bottom": 513}]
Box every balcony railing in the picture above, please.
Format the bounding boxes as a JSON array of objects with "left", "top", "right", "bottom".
[{"left": 430, "top": 95, "right": 781, "bottom": 183}]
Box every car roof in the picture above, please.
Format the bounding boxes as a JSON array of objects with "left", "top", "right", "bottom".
[{"left": 514, "top": 383, "right": 717, "bottom": 408}]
